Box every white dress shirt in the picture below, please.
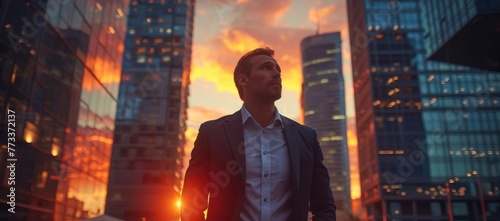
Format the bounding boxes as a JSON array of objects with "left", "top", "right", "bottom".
[{"left": 239, "top": 105, "right": 293, "bottom": 221}]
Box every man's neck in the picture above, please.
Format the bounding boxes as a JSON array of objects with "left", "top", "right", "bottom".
[{"left": 243, "top": 101, "right": 276, "bottom": 128}]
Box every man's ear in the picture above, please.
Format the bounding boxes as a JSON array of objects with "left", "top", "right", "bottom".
[{"left": 237, "top": 74, "right": 248, "bottom": 87}]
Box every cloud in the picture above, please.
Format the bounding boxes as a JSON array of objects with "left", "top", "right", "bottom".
[
  {"left": 233, "top": 0, "right": 292, "bottom": 26},
  {"left": 221, "top": 29, "right": 265, "bottom": 53},
  {"left": 309, "top": 5, "right": 337, "bottom": 26},
  {"left": 191, "top": 26, "right": 314, "bottom": 96}
]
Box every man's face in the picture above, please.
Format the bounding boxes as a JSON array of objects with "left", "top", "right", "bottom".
[{"left": 241, "top": 54, "right": 282, "bottom": 102}]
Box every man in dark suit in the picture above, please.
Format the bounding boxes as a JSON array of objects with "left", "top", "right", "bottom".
[{"left": 181, "top": 47, "right": 336, "bottom": 221}]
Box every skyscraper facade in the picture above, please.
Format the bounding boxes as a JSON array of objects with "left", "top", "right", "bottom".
[
  {"left": 300, "top": 32, "right": 351, "bottom": 217},
  {"left": 105, "top": 0, "right": 194, "bottom": 220},
  {"left": 421, "top": 0, "right": 500, "bottom": 72},
  {"left": 347, "top": 0, "right": 500, "bottom": 220},
  {"left": 0, "top": 0, "right": 128, "bottom": 220}
]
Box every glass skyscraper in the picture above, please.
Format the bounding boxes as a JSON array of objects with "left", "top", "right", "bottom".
[
  {"left": 105, "top": 0, "right": 194, "bottom": 220},
  {"left": 0, "top": 0, "right": 128, "bottom": 220},
  {"left": 421, "top": 0, "right": 500, "bottom": 72},
  {"left": 347, "top": 0, "right": 500, "bottom": 220},
  {"left": 300, "top": 32, "right": 351, "bottom": 218}
]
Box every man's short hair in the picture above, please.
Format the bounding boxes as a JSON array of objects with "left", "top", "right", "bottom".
[{"left": 233, "top": 47, "right": 275, "bottom": 100}]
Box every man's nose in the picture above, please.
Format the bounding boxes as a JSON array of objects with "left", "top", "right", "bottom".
[{"left": 272, "top": 69, "right": 281, "bottom": 78}]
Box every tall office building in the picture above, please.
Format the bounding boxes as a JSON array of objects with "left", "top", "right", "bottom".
[
  {"left": 300, "top": 32, "right": 351, "bottom": 217},
  {"left": 421, "top": 0, "right": 500, "bottom": 72},
  {"left": 0, "top": 0, "right": 128, "bottom": 220},
  {"left": 105, "top": 0, "right": 194, "bottom": 220},
  {"left": 347, "top": 0, "right": 500, "bottom": 220}
]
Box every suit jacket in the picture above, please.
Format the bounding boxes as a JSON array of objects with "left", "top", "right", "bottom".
[{"left": 181, "top": 111, "right": 336, "bottom": 221}]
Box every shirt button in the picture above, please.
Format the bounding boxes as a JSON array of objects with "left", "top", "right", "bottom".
[
  {"left": 263, "top": 151, "right": 268, "bottom": 155},
  {"left": 264, "top": 174, "right": 268, "bottom": 177},
  {"left": 264, "top": 198, "right": 267, "bottom": 202}
]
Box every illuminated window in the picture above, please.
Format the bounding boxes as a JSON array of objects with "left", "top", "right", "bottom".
[
  {"left": 158, "top": 18, "right": 164, "bottom": 23},
  {"left": 148, "top": 48, "right": 155, "bottom": 54},
  {"left": 146, "top": 18, "right": 152, "bottom": 23},
  {"left": 154, "top": 38, "right": 163, "bottom": 44},
  {"left": 35, "top": 171, "right": 48, "bottom": 188},
  {"left": 316, "top": 69, "right": 338, "bottom": 75},
  {"left": 378, "top": 150, "right": 394, "bottom": 154},
  {"left": 129, "top": 29, "right": 135, "bottom": 35},
  {"left": 161, "top": 47, "right": 171, "bottom": 53},
  {"left": 320, "top": 136, "right": 343, "bottom": 141},
  {"left": 376, "top": 33, "right": 383, "bottom": 39},
  {"left": 307, "top": 81, "right": 318, "bottom": 87},
  {"left": 24, "top": 121, "right": 39, "bottom": 143},
  {"left": 108, "top": 26, "right": 115, "bottom": 34},
  {"left": 116, "top": 8, "right": 124, "bottom": 18},
  {"left": 167, "top": 28, "right": 172, "bottom": 34},
  {"left": 96, "top": 2, "right": 103, "bottom": 11},
  {"left": 332, "top": 115, "right": 345, "bottom": 120},
  {"left": 170, "top": 74, "right": 182, "bottom": 82},
  {"left": 326, "top": 48, "right": 340, "bottom": 54},
  {"left": 162, "top": 56, "right": 171, "bottom": 62},
  {"left": 137, "top": 55, "right": 146, "bottom": 63},
  {"left": 51, "top": 137, "right": 61, "bottom": 157},
  {"left": 136, "top": 47, "right": 146, "bottom": 54},
  {"left": 147, "top": 57, "right": 153, "bottom": 63},
  {"left": 426, "top": 74, "right": 435, "bottom": 82},
  {"left": 304, "top": 110, "right": 315, "bottom": 116},
  {"left": 303, "top": 57, "right": 334, "bottom": 68}
]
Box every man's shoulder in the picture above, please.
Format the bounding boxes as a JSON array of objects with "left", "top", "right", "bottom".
[
  {"left": 199, "top": 112, "right": 239, "bottom": 128},
  {"left": 281, "top": 115, "right": 316, "bottom": 135}
]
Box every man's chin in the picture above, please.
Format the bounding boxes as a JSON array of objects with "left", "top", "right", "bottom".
[{"left": 271, "top": 94, "right": 282, "bottom": 102}]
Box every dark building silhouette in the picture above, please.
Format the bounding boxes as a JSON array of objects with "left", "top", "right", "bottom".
[
  {"left": 300, "top": 32, "right": 351, "bottom": 218},
  {"left": 105, "top": 0, "right": 194, "bottom": 220},
  {"left": 0, "top": 0, "right": 128, "bottom": 220},
  {"left": 347, "top": 0, "right": 500, "bottom": 220},
  {"left": 421, "top": 0, "right": 500, "bottom": 72}
]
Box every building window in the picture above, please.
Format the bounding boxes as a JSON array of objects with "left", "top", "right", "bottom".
[
  {"left": 170, "top": 73, "right": 181, "bottom": 82},
  {"left": 161, "top": 47, "right": 171, "bottom": 54},
  {"left": 136, "top": 47, "right": 146, "bottom": 54},
  {"left": 24, "top": 121, "right": 39, "bottom": 143},
  {"left": 162, "top": 56, "right": 171, "bottom": 62},
  {"left": 137, "top": 55, "right": 146, "bottom": 63}
]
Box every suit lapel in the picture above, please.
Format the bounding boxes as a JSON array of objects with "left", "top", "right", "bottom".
[
  {"left": 223, "top": 111, "right": 246, "bottom": 180},
  {"left": 282, "top": 116, "right": 300, "bottom": 195}
]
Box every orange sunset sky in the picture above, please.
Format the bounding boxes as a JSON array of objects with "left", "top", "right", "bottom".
[{"left": 185, "top": 0, "right": 361, "bottom": 201}]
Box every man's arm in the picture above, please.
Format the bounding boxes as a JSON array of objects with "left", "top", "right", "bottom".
[
  {"left": 309, "top": 129, "right": 337, "bottom": 221},
  {"left": 181, "top": 123, "right": 210, "bottom": 221}
]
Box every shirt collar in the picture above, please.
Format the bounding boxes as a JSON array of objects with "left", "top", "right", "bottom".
[{"left": 241, "top": 104, "right": 283, "bottom": 128}]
